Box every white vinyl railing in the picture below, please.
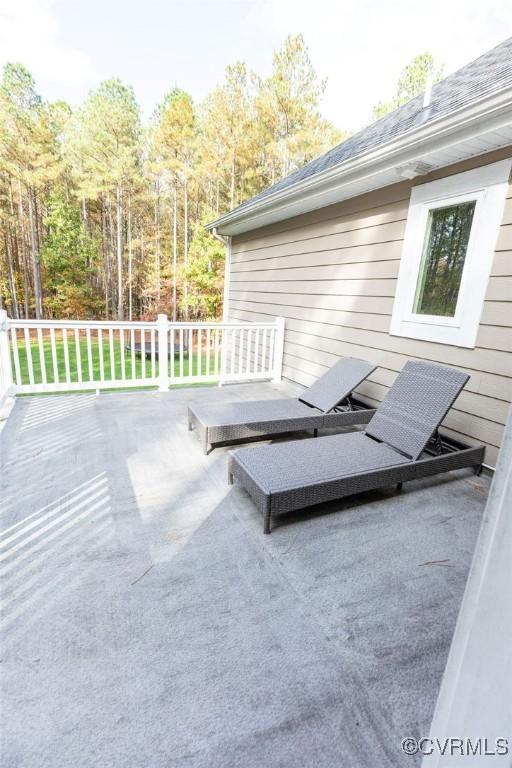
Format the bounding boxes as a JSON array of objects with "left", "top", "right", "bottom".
[{"left": 0, "top": 310, "right": 285, "bottom": 397}]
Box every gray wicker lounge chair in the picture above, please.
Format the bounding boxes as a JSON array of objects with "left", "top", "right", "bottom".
[
  {"left": 228, "top": 361, "right": 485, "bottom": 533},
  {"left": 188, "top": 357, "right": 377, "bottom": 454}
]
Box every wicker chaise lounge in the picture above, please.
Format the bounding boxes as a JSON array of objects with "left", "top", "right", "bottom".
[
  {"left": 188, "top": 357, "right": 377, "bottom": 454},
  {"left": 228, "top": 361, "right": 485, "bottom": 533}
]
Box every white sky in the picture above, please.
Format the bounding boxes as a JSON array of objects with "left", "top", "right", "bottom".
[{"left": 0, "top": 0, "right": 511, "bottom": 131}]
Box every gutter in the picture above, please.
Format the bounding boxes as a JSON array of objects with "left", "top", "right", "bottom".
[{"left": 207, "top": 84, "right": 512, "bottom": 236}]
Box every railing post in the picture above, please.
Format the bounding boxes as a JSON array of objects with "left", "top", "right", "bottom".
[
  {"left": 157, "top": 313, "right": 169, "bottom": 392},
  {"left": 0, "top": 309, "right": 14, "bottom": 406},
  {"left": 272, "top": 316, "right": 285, "bottom": 383}
]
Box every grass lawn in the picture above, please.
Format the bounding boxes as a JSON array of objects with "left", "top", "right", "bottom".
[{"left": 12, "top": 336, "right": 217, "bottom": 393}]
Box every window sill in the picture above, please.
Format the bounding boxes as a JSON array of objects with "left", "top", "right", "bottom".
[{"left": 389, "top": 318, "right": 477, "bottom": 348}]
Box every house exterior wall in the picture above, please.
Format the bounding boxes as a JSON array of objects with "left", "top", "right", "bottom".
[{"left": 227, "top": 148, "right": 512, "bottom": 468}]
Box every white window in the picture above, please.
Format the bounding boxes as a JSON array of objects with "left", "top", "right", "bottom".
[{"left": 390, "top": 159, "right": 511, "bottom": 348}]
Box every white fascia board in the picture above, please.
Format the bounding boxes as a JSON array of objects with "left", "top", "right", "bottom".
[{"left": 208, "top": 87, "right": 512, "bottom": 236}]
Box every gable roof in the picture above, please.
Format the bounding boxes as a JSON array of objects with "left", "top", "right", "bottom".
[{"left": 209, "top": 38, "right": 512, "bottom": 236}]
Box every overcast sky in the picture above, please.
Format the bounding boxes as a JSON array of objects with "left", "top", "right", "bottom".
[{"left": 0, "top": 0, "right": 510, "bottom": 131}]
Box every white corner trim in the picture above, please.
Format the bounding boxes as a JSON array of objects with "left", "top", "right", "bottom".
[
  {"left": 390, "top": 159, "right": 512, "bottom": 348},
  {"left": 422, "top": 407, "right": 512, "bottom": 766}
]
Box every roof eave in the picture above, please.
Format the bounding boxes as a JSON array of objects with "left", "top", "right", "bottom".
[{"left": 207, "top": 86, "right": 512, "bottom": 236}]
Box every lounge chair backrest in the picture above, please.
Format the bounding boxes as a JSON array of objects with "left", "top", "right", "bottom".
[
  {"left": 365, "top": 361, "right": 468, "bottom": 460},
  {"left": 299, "top": 357, "right": 376, "bottom": 413}
]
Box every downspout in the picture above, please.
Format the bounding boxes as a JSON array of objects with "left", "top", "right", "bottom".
[{"left": 212, "top": 227, "right": 231, "bottom": 322}]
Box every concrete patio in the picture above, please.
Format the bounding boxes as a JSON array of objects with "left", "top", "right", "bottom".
[{"left": 0, "top": 381, "right": 488, "bottom": 767}]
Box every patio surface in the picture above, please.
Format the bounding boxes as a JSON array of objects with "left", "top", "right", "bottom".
[{"left": 0, "top": 381, "right": 489, "bottom": 767}]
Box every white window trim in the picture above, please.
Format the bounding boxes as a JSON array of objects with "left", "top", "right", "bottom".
[{"left": 390, "top": 159, "right": 512, "bottom": 348}]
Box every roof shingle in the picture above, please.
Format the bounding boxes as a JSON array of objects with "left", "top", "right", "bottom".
[{"left": 229, "top": 37, "right": 512, "bottom": 216}]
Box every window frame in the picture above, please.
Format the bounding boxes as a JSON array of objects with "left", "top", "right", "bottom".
[{"left": 390, "top": 159, "right": 511, "bottom": 348}]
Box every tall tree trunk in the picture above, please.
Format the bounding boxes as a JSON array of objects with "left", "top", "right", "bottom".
[
  {"left": 21, "top": 235, "right": 29, "bottom": 319},
  {"left": 6, "top": 180, "right": 19, "bottom": 318},
  {"left": 101, "top": 200, "right": 109, "bottom": 318},
  {"left": 172, "top": 183, "right": 177, "bottom": 322},
  {"left": 127, "top": 192, "right": 133, "bottom": 321},
  {"left": 154, "top": 177, "right": 161, "bottom": 309},
  {"left": 16, "top": 183, "right": 29, "bottom": 318},
  {"left": 107, "top": 196, "right": 116, "bottom": 318},
  {"left": 140, "top": 225, "right": 144, "bottom": 317},
  {"left": 27, "top": 186, "right": 42, "bottom": 318},
  {"left": 230, "top": 151, "right": 235, "bottom": 209},
  {"left": 183, "top": 177, "right": 189, "bottom": 320},
  {"left": 116, "top": 184, "right": 124, "bottom": 320},
  {"left": 3, "top": 227, "right": 19, "bottom": 318}
]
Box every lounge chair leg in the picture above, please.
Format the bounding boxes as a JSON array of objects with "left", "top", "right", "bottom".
[
  {"left": 263, "top": 512, "right": 271, "bottom": 534},
  {"left": 187, "top": 418, "right": 193, "bottom": 431},
  {"left": 228, "top": 471, "right": 233, "bottom": 485},
  {"left": 313, "top": 428, "right": 318, "bottom": 437},
  {"left": 396, "top": 482, "right": 403, "bottom": 492},
  {"left": 203, "top": 443, "right": 211, "bottom": 455},
  {"left": 474, "top": 463, "right": 483, "bottom": 476}
]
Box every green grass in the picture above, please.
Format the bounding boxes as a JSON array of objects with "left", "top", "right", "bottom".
[{"left": 13, "top": 337, "right": 217, "bottom": 393}]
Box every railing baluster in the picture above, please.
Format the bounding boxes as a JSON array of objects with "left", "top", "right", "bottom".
[
  {"left": 119, "top": 329, "right": 126, "bottom": 381},
  {"left": 238, "top": 328, "right": 245, "bottom": 375},
  {"left": 62, "top": 329, "right": 71, "bottom": 384},
  {"left": 197, "top": 329, "right": 202, "bottom": 377},
  {"left": 188, "top": 329, "right": 193, "bottom": 378},
  {"left": 131, "top": 329, "right": 136, "bottom": 380},
  {"left": 179, "top": 328, "right": 184, "bottom": 379},
  {"left": 230, "top": 328, "right": 236, "bottom": 375},
  {"left": 140, "top": 329, "right": 146, "bottom": 380},
  {"left": 214, "top": 328, "right": 219, "bottom": 375},
  {"left": 50, "top": 328, "right": 59, "bottom": 383},
  {"left": 10, "top": 328, "right": 21, "bottom": 385},
  {"left": 109, "top": 328, "right": 115, "bottom": 380},
  {"left": 269, "top": 328, "right": 276, "bottom": 378},
  {"left": 169, "top": 327, "right": 175, "bottom": 383},
  {"left": 74, "top": 328, "right": 82, "bottom": 383},
  {"left": 150, "top": 329, "right": 156, "bottom": 381},
  {"left": 86, "top": 328, "right": 93, "bottom": 381},
  {"left": 246, "top": 328, "right": 252, "bottom": 374},
  {"left": 23, "top": 327, "right": 34, "bottom": 385},
  {"left": 261, "top": 328, "right": 267, "bottom": 375},
  {"left": 37, "top": 328, "right": 47, "bottom": 385},
  {"left": 98, "top": 329, "right": 105, "bottom": 382},
  {"left": 206, "top": 328, "right": 211, "bottom": 377},
  {"left": 253, "top": 328, "right": 260, "bottom": 375}
]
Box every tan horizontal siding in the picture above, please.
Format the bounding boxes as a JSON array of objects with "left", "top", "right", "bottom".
[
  {"left": 230, "top": 279, "right": 398, "bottom": 297},
  {"left": 490, "top": 251, "right": 512, "bottom": 276},
  {"left": 480, "top": 302, "right": 512, "bottom": 326},
  {"left": 231, "top": 261, "right": 400, "bottom": 283},
  {"left": 231, "top": 240, "right": 403, "bottom": 272},
  {"left": 228, "top": 150, "right": 512, "bottom": 468},
  {"left": 235, "top": 313, "right": 512, "bottom": 402},
  {"left": 231, "top": 200, "right": 409, "bottom": 257},
  {"left": 232, "top": 183, "right": 412, "bottom": 249},
  {"left": 231, "top": 219, "right": 406, "bottom": 264}
]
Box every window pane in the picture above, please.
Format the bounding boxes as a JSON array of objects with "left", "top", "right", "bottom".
[{"left": 413, "top": 201, "right": 476, "bottom": 317}]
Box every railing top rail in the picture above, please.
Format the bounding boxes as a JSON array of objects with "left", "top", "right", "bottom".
[
  {"left": 8, "top": 319, "right": 158, "bottom": 330},
  {"left": 166, "top": 322, "right": 277, "bottom": 329},
  {"left": 7, "top": 319, "right": 278, "bottom": 330}
]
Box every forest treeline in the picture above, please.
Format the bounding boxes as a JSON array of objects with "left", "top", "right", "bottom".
[
  {"left": 0, "top": 35, "right": 438, "bottom": 322},
  {"left": 0, "top": 35, "right": 344, "bottom": 321}
]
